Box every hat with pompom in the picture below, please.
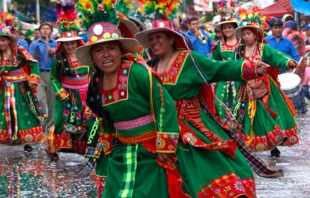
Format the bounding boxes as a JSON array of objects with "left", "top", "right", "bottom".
[{"left": 75, "top": 0, "right": 139, "bottom": 66}]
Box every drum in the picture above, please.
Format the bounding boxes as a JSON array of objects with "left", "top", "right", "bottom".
[{"left": 278, "top": 73, "right": 302, "bottom": 97}]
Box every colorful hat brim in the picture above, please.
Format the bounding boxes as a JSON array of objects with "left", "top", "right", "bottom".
[
  {"left": 128, "top": 17, "right": 147, "bottom": 31},
  {"left": 0, "top": 34, "right": 17, "bottom": 42},
  {"left": 135, "top": 28, "right": 186, "bottom": 49},
  {"left": 234, "top": 25, "right": 264, "bottom": 38},
  {"left": 75, "top": 38, "right": 139, "bottom": 66},
  {"left": 214, "top": 21, "right": 238, "bottom": 31},
  {"left": 56, "top": 37, "right": 83, "bottom": 42}
]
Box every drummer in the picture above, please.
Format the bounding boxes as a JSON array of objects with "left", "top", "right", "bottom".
[{"left": 265, "top": 18, "right": 300, "bottom": 74}]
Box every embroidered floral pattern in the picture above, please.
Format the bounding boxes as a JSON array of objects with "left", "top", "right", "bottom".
[
  {"left": 158, "top": 51, "right": 188, "bottom": 84},
  {"left": 157, "top": 83, "right": 165, "bottom": 132},
  {"left": 156, "top": 132, "right": 179, "bottom": 153},
  {"left": 198, "top": 173, "right": 256, "bottom": 198},
  {"left": 102, "top": 61, "right": 131, "bottom": 105},
  {"left": 221, "top": 40, "right": 239, "bottom": 52}
]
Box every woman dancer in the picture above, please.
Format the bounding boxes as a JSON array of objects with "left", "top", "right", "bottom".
[
  {"left": 0, "top": 11, "right": 45, "bottom": 152},
  {"left": 134, "top": 0, "right": 277, "bottom": 196},
  {"left": 46, "top": 2, "right": 92, "bottom": 161},
  {"left": 232, "top": 8, "right": 299, "bottom": 156},
  {"left": 212, "top": 17, "right": 240, "bottom": 125},
  {"left": 76, "top": 0, "right": 272, "bottom": 197}
]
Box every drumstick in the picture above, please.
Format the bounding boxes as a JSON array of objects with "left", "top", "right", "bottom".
[{"left": 292, "top": 57, "right": 303, "bottom": 74}]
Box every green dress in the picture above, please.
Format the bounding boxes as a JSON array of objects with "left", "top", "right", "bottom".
[
  {"left": 86, "top": 59, "right": 184, "bottom": 198},
  {"left": 86, "top": 54, "right": 258, "bottom": 197},
  {"left": 47, "top": 49, "right": 93, "bottom": 155},
  {"left": 233, "top": 43, "right": 298, "bottom": 152},
  {"left": 212, "top": 40, "right": 241, "bottom": 123},
  {"left": 0, "top": 47, "right": 45, "bottom": 145},
  {"left": 150, "top": 51, "right": 257, "bottom": 197}
]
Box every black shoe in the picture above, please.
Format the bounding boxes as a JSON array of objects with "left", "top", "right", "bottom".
[
  {"left": 24, "top": 145, "right": 33, "bottom": 152},
  {"left": 271, "top": 147, "right": 281, "bottom": 158}
]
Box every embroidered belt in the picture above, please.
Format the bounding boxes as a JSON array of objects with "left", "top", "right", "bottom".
[
  {"left": 114, "top": 114, "right": 157, "bottom": 144},
  {"left": 61, "top": 74, "right": 89, "bottom": 89},
  {"left": 1, "top": 69, "right": 27, "bottom": 83}
]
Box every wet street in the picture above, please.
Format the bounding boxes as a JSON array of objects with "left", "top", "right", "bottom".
[
  {"left": 0, "top": 114, "right": 310, "bottom": 198},
  {"left": 255, "top": 113, "right": 310, "bottom": 198}
]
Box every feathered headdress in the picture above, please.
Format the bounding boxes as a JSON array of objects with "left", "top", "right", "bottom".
[
  {"left": 0, "top": 11, "right": 17, "bottom": 42},
  {"left": 56, "top": 1, "right": 82, "bottom": 41},
  {"left": 76, "top": 0, "right": 119, "bottom": 31},
  {"left": 237, "top": 7, "right": 269, "bottom": 30},
  {"left": 235, "top": 6, "right": 269, "bottom": 38},
  {"left": 138, "top": 0, "right": 179, "bottom": 21},
  {"left": 128, "top": 2, "right": 147, "bottom": 31},
  {"left": 216, "top": 0, "right": 238, "bottom": 17},
  {"left": 214, "top": 0, "right": 239, "bottom": 31},
  {"left": 135, "top": 0, "right": 187, "bottom": 49},
  {"left": 115, "top": 0, "right": 133, "bottom": 19},
  {"left": 114, "top": 0, "right": 140, "bottom": 37}
]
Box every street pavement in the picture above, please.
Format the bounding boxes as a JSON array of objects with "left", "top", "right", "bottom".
[
  {"left": 255, "top": 113, "right": 310, "bottom": 198},
  {"left": 0, "top": 114, "right": 309, "bottom": 198}
]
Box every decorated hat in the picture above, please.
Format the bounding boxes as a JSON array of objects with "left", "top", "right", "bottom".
[
  {"left": 235, "top": 7, "right": 268, "bottom": 38},
  {"left": 75, "top": 0, "right": 139, "bottom": 66},
  {"left": 214, "top": 17, "right": 238, "bottom": 31},
  {"left": 282, "top": 14, "right": 294, "bottom": 23},
  {"left": 55, "top": 2, "right": 83, "bottom": 42},
  {"left": 134, "top": 0, "right": 187, "bottom": 49},
  {"left": 0, "top": 11, "right": 17, "bottom": 42}
]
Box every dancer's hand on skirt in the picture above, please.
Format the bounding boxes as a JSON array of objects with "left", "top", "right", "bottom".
[
  {"left": 158, "top": 153, "right": 171, "bottom": 162},
  {"left": 256, "top": 61, "right": 270, "bottom": 76}
]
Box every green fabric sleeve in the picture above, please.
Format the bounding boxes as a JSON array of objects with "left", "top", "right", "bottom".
[
  {"left": 211, "top": 42, "right": 222, "bottom": 61},
  {"left": 28, "top": 61, "right": 40, "bottom": 76},
  {"left": 50, "top": 58, "right": 62, "bottom": 92},
  {"left": 191, "top": 51, "right": 246, "bottom": 82},
  {"left": 262, "top": 44, "right": 290, "bottom": 68}
]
